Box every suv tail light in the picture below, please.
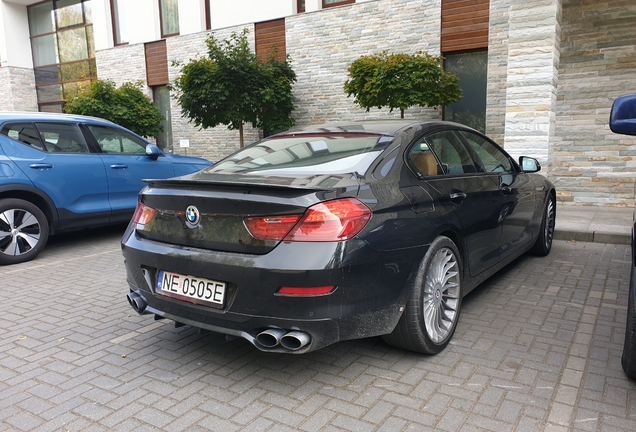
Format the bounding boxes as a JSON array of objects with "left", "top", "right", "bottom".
[
  {"left": 244, "top": 198, "right": 371, "bottom": 242},
  {"left": 132, "top": 203, "right": 156, "bottom": 225}
]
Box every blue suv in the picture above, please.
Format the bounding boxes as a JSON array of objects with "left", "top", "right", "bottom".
[{"left": 0, "top": 112, "right": 212, "bottom": 265}]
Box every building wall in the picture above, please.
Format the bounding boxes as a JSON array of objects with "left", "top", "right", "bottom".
[
  {"left": 553, "top": 0, "right": 636, "bottom": 206},
  {"left": 0, "top": 66, "right": 37, "bottom": 111},
  {"left": 0, "top": 1, "right": 33, "bottom": 69},
  {"left": 209, "top": 0, "right": 293, "bottom": 30},
  {"left": 97, "top": 0, "right": 442, "bottom": 162},
  {"left": 287, "top": 0, "right": 441, "bottom": 126},
  {"left": 485, "top": 0, "right": 510, "bottom": 146},
  {"left": 8, "top": 0, "right": 636, "bottom": 205},
  {"left": 166, "top": 28, "right": 262, "bottom": 161}
]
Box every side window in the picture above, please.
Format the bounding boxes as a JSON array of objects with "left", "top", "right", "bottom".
[
  {"left": 425, "top": 130, "right": 478, "bottom": 175},
  {"left": 459, "top": 130, "right": 512, "bottom": 173},
  {"left": 407, "top": 140, "right": 441, "bottom": 176},
  {"left": 1, "top": 123, "right": 45, "bottom": 151},
  {"left": 35, "top": 122, "right": 89, "bottom": 154},
  {"left": 87, "top": 125, "right": 148, "bottom": 155}
]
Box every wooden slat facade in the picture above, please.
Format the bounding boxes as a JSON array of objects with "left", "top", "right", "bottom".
[
  {"left": 441, "top": 0, "right": 490, "bottom": 53},
  {"left": 255, "top": 19, "right": 286, "bottom": 62},
  {"left": 145, "top": 40, "right": 169, "bottom": 87}
]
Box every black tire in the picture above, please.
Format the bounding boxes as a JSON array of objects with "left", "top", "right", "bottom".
[
  {"left": 530, "top": 194, "right": 555, "bottom": 256},
  {"left": 622, "top": 270, "right": 636, "bottom": 378},
  {"left": 0, "top": 199, "right": 49, "bottom": 265},
  {"left": 383, "top": 236, "right": 463, "bottom": 354}
]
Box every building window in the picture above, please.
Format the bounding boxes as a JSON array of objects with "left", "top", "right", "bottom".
[
  {"left": 28, "top": 0, "right": 96, "bottom": 113},
  {"left": 110, "top": 0, "right": 128, "bottom": 45},
  {"left": 297, "top": 0, "right": 305, "bottom": 13},
  {"left": 159, "top": 0, "right": 179, "bottom": 37},
  {"left": 443, "top": 50, "right": 488, "bottom": 133},
  {"left": 323, "top": 0, "right": 355, "bottom": 8}
]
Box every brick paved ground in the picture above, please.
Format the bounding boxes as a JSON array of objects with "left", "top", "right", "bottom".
[{"left": 1, "top": 227, "right": 635, "bottom": 431}]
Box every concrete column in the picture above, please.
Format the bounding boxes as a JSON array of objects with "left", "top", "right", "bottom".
[
  {"left": 305, "top": 0, "right": 322, "bottom": 12},
  {"left": 485, "top": 0, "right": 510, "bottom": 146},
  {"left": 179, "top": 0, "right": 206, "bottom": 35},
  {"left": 503, "top": 0, "right": 562, "bottom": 166}
]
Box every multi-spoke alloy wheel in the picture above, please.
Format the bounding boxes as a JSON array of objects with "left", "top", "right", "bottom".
[
  {"left": 0, "top": 199, "right": 49, "bottom": 265},
  {"left": 383, "top": 236, "right": 463, "bottom": 354},
  {"left": 543, "top": 198, "right": 555, "bottom": 250},
  {"left": 531, "top": 195, "right": 556, "bottom": 256},
  {"left": 422, "top": 247, "right": 460, "bottom": 343}
]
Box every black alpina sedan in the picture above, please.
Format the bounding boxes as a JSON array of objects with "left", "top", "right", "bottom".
[{"left": 122, "top": 120, "right": 556, "bottom": 354}]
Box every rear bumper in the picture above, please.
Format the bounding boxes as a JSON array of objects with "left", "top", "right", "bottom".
[{"left": 121, "top": 227, "right": 424, "bottom": 353}]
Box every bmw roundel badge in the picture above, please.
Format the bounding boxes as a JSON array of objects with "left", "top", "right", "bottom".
[{"left": 185, "top": 205, "right": 200, "bottom": 227}]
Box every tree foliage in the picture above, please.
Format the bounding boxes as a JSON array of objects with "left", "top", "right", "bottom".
[
  {"left": 344, "top": 51, "right": 463, "bottom": 118},
  {"left": 64, "top": 80, "right": 164, "bottom": 138},
  {"left": 172, "top": 29, "right": 297, "bottom": 147}
]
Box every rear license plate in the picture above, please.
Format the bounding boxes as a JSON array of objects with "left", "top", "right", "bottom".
[{"left": 156, "top": 270, "right": 226, "bottom": 308}]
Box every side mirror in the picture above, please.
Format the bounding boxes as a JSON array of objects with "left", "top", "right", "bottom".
[
  {"left": 519, "top": 156, "right": 541, "bottom": 173},
  {"left": 610, "top": 94, "right": 636, "bottom": 135},
  {"left": 145, "top": 144, "right": 163, "bottom": 160}
]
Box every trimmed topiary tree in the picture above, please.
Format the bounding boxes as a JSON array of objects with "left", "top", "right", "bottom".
[
  {"left": 172, "top": 29, "right": 297, "bottom": 148},
  {"left": 344, "top": 51, "right": 463, "bottom": 118}
]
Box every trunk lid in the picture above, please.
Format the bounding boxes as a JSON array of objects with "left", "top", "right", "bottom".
[{"left": 135, "top": 173, "right": 361, "bottom": 254}]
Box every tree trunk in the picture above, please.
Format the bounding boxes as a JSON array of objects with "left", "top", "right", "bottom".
[
  {"left": 400, "top": 108, "right": 405, "bottom": 119},
  {"left": 239, "top": 121, "right": 244, "bottom": 148}
]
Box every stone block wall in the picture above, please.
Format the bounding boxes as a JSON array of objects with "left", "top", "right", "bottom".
[
  {"left": 96, "top": 0, "right": 442, "bottom": 161},
  {"left": 486, "top": 0, "right": 510, "bottom": 146},
  {"left": 0, "top": 67, "right": 37, "bottom": 111},
  {"left": 554, "top": 0, "right": 636, "bottom": 206},
  {"left": 286, "top": 0, "right": 441, "bottom": 126},
  {"left": 166, "top": 28, "right": 261, "bottom": 162},
  {"left": 93, "top": 0, "right": 636, "bottom": 206},
  {"left": 502, "top": 0, "right": 562, "bottom": 166}
]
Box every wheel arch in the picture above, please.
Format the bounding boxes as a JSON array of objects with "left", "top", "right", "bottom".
[
  {"left": 0, "top": 186, "right": 57, "bottom": 233},
  {"left": 437, "top": 228, "right": 466, "bottom": 277}
]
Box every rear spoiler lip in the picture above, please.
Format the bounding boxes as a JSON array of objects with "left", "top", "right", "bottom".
[{"left": 142, "top": 177, "right": 357, "bottom": 192}]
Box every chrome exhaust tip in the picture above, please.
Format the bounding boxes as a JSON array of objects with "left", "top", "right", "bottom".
[
  {"left": 127, "top": 291, "right": 147, "bottom": 314},
  {"left": 255, "top": 328, "right": 287, "bottom": 348},
  {"left": 280, "top": 331, "right": 311, "bottom": 351}
]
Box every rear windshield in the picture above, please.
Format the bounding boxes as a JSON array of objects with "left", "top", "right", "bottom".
[{"left": 206, "top": 134, "right": 393, "bottom": 175}]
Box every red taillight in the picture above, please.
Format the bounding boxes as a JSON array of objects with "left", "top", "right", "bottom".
[
  {"left": 244, "top": 215, "right": 302, "bottom": 241},
  {"left": 244, "top": 198, "right": 371, "bottom": 242},
  {"left": 132, "top": 203, "right": 156, "bottom": 225},
  {"left": 286, "top": 198, "right": 371, "bottom": 242},
  {"left": 276, "top": 286, "right": 336, "bottom": 296}
]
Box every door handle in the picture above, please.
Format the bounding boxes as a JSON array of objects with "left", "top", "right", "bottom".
[
  {"left": 110, "top": 164, "right": 128, "bottom": 169},
  {"left": 501, "top": 186, "right": 512, "bottom": 195},
  {"left": 450, "top": 191, "right": 467, "bottom": 201},
  {"left": 29, "top": 163, "right": 53, "bottom": 169}
]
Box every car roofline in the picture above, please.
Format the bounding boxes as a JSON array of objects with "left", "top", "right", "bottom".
[{"left": 0, "top": 111, "right": 115, "bottom": 125}]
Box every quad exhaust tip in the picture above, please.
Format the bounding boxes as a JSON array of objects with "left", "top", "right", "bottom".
[
  {"left": 280, "top": 331, "right": 311, "bottom": 351},
  {"left": 126, "top": 292, "right": 311, "bottom": 352},
  {"left": 256, "top": 328, "right": 311, "bottom": 351},
  {"left": 127, "top": 291, "right": 147, "bottom": 314}
]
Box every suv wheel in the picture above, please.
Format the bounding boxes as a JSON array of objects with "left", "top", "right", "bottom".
[{"left": 0, "top": 199, "right": 49, "bottom": 265}]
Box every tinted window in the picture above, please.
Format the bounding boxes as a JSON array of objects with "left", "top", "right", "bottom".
[
  {"left": 88, "top": 125, "right": 147, "bottom": 154},
  {"left": 1, "top": 123, "right": 45, "bottom": 151},
  {"left": 459, "top": 130, "right": 512, "bottom": 173},
  {"left": 425, "top": 130, "right": 478, "bottom": 175},
  {"left": 35, "top": 122, "right": 89, "bottom": 153},
  {"left": 407, "top": 140, "right": 441, "bottom": 176},
  {"left": 444, "top": 51, "right": 487, "bottom": 133},
  {"left": 208, "top": 134, "right": 392, "bottom": 175}
]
